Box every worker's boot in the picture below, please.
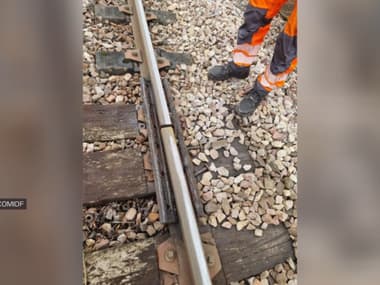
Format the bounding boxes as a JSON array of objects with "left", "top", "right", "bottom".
[
  {"left": 235, "top": 81, "right": 269, "bottom": 117},
  {"left": 208, "top": 61, "right": 250, "bottom": 81}
]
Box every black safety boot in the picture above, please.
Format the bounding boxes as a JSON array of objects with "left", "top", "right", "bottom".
[
  {"left": 208, "top": 61, "right": 250, "bottom": 81},
  {"left": 235, "top": 81, "right": 269, "bottom": 117}
]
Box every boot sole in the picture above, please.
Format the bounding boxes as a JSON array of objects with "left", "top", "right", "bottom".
[
  {"left": 208, "top": 74, "right": 249, "bottom": 81},
  {"left": 234, "top": 104, "right": 254, "bottom": 117}
]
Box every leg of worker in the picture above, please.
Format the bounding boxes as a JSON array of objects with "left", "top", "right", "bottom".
[
  {"left": 208, "top": 0, "right": 287, "bottom": 81},
  {"left": 258, "top": 1, "right": 297, "bottom": 91},
  {"left": 235, "top": 1, "right": 297, "bottom": 116},
  {"left": 233, "top": 0, "right": 288, "bottom": 66}
]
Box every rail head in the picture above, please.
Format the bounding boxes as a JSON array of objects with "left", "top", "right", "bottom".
[
  {"left": 129, "top": 0, "right": 172, "bottom": 126},
  {"left": 128, "top": 1, "right": 213, "bottom": 284}
]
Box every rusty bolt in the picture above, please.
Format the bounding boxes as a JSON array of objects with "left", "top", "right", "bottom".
[
  {"left": 206, "top": 255, "right": 215, "bottom": 267},
  {"left": 138, "top": 122, "right": 146, "bottom": 130},
  {"left": 164, "top": 249, "right": 176, "bottom": 262},
  {"left": 84, "top": 213, "right": 95, "bottom": 223}
]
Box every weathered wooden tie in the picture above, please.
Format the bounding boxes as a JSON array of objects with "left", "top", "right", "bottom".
[
  {"left": 83, "top": 149, "right": 155, "bottom": 205},
  {"left": 83, "top": 104, "right": 155, "bottom": 205},
  {"left": 84, "top": 238, "right": 160, "bottom": 285},
  {"left": 211, "top": 224, "right": 295, "bottom": 282},
  {"left": 84, "top": 224, "right": 294, "bottom": 284},
  {"left": 83, "top": 104, "right": 138, "bottom": 142}
]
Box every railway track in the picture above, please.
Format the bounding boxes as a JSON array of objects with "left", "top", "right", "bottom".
[
  {"left": 83, "top": 1, "right": 295, "bottom": 284},
  {"left": 129, "top": 0, "right": 212, "bottom": 283}
]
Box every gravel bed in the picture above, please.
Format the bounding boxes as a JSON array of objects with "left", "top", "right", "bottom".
[
  {"left": 232, "top": 259, "right": 297, "bottom": 285},
  {"left": 82, "top": 0, "right": 158, "bottom": 252},
  {"left": 83, "top": 0, "right": 141, "bottom": 105},
  {"left": 83, "top": 139, "right": 138, "bottom": 152},
  {"left": 145, "top": 0, "right": 297, "bottom": 282},
  {"left": 82, "top": 198, "right": 166, "bottom": 252}
]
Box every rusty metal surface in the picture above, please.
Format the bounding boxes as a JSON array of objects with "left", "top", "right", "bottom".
[
  {"left": 157, "top": 229, "right": 222, "bottom": 284},
  {"left": 141, "top": 79, "right": 177, "bottom": 224},
  {"left": 162, "top": 272, "right": 179, "bottom": 285},
  {"left": 201, "top": 233, "right": 222, "bottom": 279},
  {"left": 157, "top": 57, "right": 171, "bottom": 69},
  {"left": 118, "top": 4, "right": 132, "bottom": 15},
  {"left": 157, "top": 238, "right": 179, "bottom": 275},
  {"left": 125, "top": 49, "right": 142, "bottom": 63},
  {"left": 157, "top": 227, "right": 193, "bottom": 285},
  {"left": 145, "top": 11, "right": 158, "bottom": 21}
]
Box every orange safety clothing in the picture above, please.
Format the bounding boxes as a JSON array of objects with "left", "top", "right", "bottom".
[{"left": 233, "top": 0, "right": 297, "bottom": 91}]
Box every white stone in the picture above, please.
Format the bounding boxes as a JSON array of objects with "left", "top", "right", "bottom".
[
  {"left": 221, "top": 221, "right": 232, "bottom": 229},
  {"left": 115, "top": 95, "right": 124, "bottom": 103},
  {"left": 217, "top": 167, "right": 229, "bottom": 177},
  {"left": 230, "top": 146, "right": 238, "bottom": 156},
  {"left": 236, "top": 220, "right": 249, "bottom": 231},
  {"left": 285, "top": 200, "right": 294, "bottom": 210},
  {"left": 215, "top": 211, "right": 226, "bottom": 223},
  {"left": 192, "top": 158, "right": 201, "bottom": 166},
  {"left": 231, "top": 208, "right": 239, "bottom": 219},
  {"left": 210, "top": 149, "right": 219, "bottom": 160},
  {"left": 125, "top": 208, "right": 137, "bottom": 221},
  {"left": 213, "top": 129, "right": 225, "bottom": 137},
  {"left": 261, "top": 222, "right": 268, "bottom": 230},
  {"left": 198, "top": 152, "right": 208, "bottom": 162},
  {"left": 200, "top": 171, "right": 213, "bottom": 186},
  {"left": 272, "top": 141, "right": 284, "bottom": 148},
  {"left": 243, "top": 164, "right": 252, "bottom": 171},
  {"left": 208, "top": 215, "right": 218, "bottom": 227},
  {"left": 275, "top": 195, "right": 283, "bottom": 204},
  {"left": 254, "top": 229, "right": 263, "bottom": 237},
  {"left": 124, "top": 73, "right": 132, "bottom": 81},
  {"left": 233, "top": 163, "right": 242, "bottom": 171}
]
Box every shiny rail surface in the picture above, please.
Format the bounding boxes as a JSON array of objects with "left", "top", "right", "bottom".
[{"left": 128, "top": 0, "right": 212, "bottom": 284}]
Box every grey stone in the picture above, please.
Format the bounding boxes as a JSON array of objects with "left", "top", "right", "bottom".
[
  {"left": 284, "top": 177, "right": 295, "bottom": 189},
  {"left": 94, "top": 5, "right": 129, "bottom": 24},
  {"left": 96, "top": 51, "right": 139, "bottom": 75},
  {"left": 156, "top": 48, "right": 193, "bottom": 69},
  {"left": 117, "top": 234, "right": 127, "bottom": 244},
  {"left": 147, "top": 10, "right": 177, "bottom": 25},
  {"left": 204, "top": 201, "right": 218, "bottom": 214},
  {"left": 212, "top": 139, "right": 228, "bottom": 150}
]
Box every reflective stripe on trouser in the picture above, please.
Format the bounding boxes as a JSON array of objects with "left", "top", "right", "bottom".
[
  {"left": 233, "top": 0, "right": 288, "bottom": 66},
  {"left": 258, "top": 1, "right": 297, "bottom": 91}
]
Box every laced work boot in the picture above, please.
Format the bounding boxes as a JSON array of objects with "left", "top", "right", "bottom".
[
  {"left": 208, "top": 61, "right": 250, "bottom": 81},
  {"left": 235, "top": 81, "right": 269, "bottom": 117}
]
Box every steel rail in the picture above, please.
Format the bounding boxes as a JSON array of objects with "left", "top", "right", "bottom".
[
  {"left": 129, "top": 0, "right": 212, "bottom": 284},
  {"left": 130, "top": 0, "right": 171, "bottom": 126}
]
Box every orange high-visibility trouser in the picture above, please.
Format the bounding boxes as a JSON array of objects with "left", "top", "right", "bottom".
[{"left": 233, "top": 0, "right": 297, "bottom": 91}]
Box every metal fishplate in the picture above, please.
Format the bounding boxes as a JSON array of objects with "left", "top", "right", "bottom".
[{"left": 157, "top": 233, "right": 222, "bottom": 285}]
